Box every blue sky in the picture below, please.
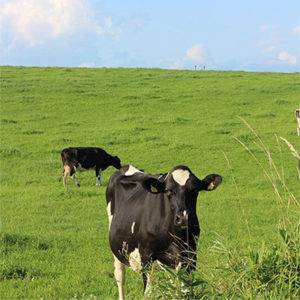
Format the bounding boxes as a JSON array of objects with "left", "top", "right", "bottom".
[{"left": 0, "top": 0, "right": 299, "bottom": 72}]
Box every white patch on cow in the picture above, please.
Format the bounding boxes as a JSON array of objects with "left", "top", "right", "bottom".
[
  {"left": 176, "top": 262, "right": 182, "bottom": 270},
  {"left": 131, "top": 222, "right": 136, "bottom": 234},
  {"left": 144, "top": 273, "right": 151, "bottom": 295},
  {"left": 63, "top": 165, "right": 71, "bottom": 174},
  {"left": 129, "top": 248, "right": 142, "bottom": 272},
  {"left": 172, "top": 169, "right": 190, "bottom": 186},
  {"left": 113, "top": 255, "right": 125, "bottom": 300},
  {"left": 125, "top": 165, "right": 143, "bottom": 176},
  {"left": 62, "top": 165, "right": 71, "bottom": 187},
  {"left": 107, "top": 202, "right": 113, "bottom": 229},
  {"left": 96, "top": 174, "right": 102, "bottom": 186}
]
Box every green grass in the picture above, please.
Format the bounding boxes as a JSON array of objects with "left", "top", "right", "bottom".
[{"left": 0, "top": 66, "right": 299, "bottom": 299}]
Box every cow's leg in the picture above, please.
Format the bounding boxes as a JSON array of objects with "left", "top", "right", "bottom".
[
  {"left": 71, "top": 174, "right": 80, "bottom": 187},
  {"left": 96, "top": 167, "right": 102, "bottom": 186},
  {"left": 70, "top": 167, "right": 80, "bottom": 187},
  {"left": 113, "top": 255, "right": 125, "bottom": 300},
  {"left": 186, "top": 251, "right": 197, "bottom": 274},
  {"left": 141, "top": 255, "right": 152, "bottom": 296},
  {"left": 62, "top": 165, "right": 71, "bottom": 187},
  {"left": 143, "top": 272, "right": 152, "bottom": 297}
]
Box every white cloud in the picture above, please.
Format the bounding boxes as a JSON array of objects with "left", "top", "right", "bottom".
[
  {"left": 0, "top": 0, "right": 92, "bottom": 45},
  {"left": 0, "top": 0, "right": 113, "bottom": 47},
  {"left": 186, "top": 44, "right": 206, "bottom": 62},
  {"left": 278, "top": 52, "right": 298, "bottom": 66},
  {"left": 107, "top": 15, "right": 147, "bottom": 41},
  {"left": 171, "top": 43, "right": 207, "bottom": 69},
  {"left": 292, "top": 26, "right": 300, "bottom": 35},
  {"left": 79, "top": 62, "right": 96, "bottom": 68}
]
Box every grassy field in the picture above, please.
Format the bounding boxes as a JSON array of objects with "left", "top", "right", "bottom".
[{"left": 0, "top": 66, "right": 299, "bottom": 299}]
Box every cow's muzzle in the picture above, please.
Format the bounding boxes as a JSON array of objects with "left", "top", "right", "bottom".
[{"left": 174, "top": 210, "right": 188, "bottom": 228}]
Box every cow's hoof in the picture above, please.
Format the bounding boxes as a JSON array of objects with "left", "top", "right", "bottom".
[
  {"left": 76, "top": 184, "right": 80, "bottom": 187},
  {"left": 96, "top": 183, "right": 101, "bottom": 186}
]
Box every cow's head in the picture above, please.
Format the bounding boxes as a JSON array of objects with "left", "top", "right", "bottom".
[
  {"left": 112, "top": 156, "right": 122, "bottom": 169},
  {"left": 142, "top": 166, "right": 222, "bottom": 227}
]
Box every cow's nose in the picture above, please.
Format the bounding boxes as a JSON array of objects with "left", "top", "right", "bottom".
[
  {"left": 174, "top": 210, "right": 188, "bottom": 227},
  {"left": 175, "top": 214, "right": 182, "bottom": 225}
]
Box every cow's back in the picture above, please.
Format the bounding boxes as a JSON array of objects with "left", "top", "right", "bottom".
[{"left": 61, "top": 147, "right": 106, "bottom": 164}]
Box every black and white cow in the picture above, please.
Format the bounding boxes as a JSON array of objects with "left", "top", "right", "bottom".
[
  {"left": 106, "top": 165, "right": 222, "bottom": 299},
  {"left": 61, "top": 147, "right": 121, "bottom": 187}
]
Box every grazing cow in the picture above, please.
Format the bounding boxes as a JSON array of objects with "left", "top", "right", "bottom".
[
  {"left": 61, "top": 147, "right": 121, "bottom": 187},
  {"left": 106, "top": 165, "right": 222, "bottom": 299}
]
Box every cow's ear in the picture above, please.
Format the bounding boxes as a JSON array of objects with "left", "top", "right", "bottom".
[
  {"left": 200, "top": 174, "right": 222, "bottom": 191},
  {"left": 142, "top": 178, "right": 166, "bottom": 194}
]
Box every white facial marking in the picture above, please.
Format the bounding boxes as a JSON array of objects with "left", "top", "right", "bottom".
[
  {"left": 131, "top": 222, "right": 136, "bottom": 234},
  {"left": 129, "top": 248, "right": 142, "bottom": 272},
  {"left": 106, "top": 202, "right": 113, "bottom": 229},
  {"left": 125, "top": 165, "right": 143, "bottom": 176},
  {"left": 172, "top": 169, "right": 190, "bottom": 186}
]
